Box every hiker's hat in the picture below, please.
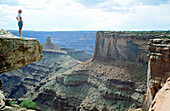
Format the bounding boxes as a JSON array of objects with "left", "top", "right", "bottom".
[{"left": 18, "top": 9, "right": 22, "bottom": 12}]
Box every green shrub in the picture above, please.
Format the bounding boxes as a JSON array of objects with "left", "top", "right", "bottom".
[
  {"left": 9, "top": 100, "right": 17, "bottom": 106},
  {"left": 19, "top": 100, "right": 36, "bottom": 110}
]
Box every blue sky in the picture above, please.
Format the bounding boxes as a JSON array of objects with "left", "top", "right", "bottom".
[{"left": 0, "top": 0, "right": 170, "bottom": 31}]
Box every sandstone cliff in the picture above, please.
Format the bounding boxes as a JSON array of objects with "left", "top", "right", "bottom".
[
  {"left": 0, "top": 29, "right": 43, "bottom": 73},
  {"left": 149, "top": 77, "right": 170, "bottom": 111},
  {"left": 93, "top": 31, "right": 162, "bottom": 63},
  {"left": 143, "top": 39, "right": 170, "bottom": 111}
]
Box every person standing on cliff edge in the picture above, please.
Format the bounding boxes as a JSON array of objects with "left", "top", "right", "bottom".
[{"left": 16, "top": 9, "right": 23, "bottom": 37}]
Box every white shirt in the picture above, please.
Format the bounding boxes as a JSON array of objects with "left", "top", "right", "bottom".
[{"left": 17, "top": 14, "right": 22, "bottom": 21}]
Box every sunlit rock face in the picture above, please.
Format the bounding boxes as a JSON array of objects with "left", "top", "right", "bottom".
[
  {"left": 0, "top": 29, "right": 43, "bottom": 73},
  {"left": 149, "top": 77, "right": 170, "bottom": 111},
  {"left": 143, "top": 39, "right": 170, "bottom": 111}
]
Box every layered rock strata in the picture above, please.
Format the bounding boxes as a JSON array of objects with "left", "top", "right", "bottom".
[
  {"left": 28, "top": 58, "right": 147, "bottom": 111},
  {"left": 143, "top": 39, "right": 170, "bottom": 111},
  {"left": 0, "top": 51, "right": 80, "bottom": 98},
  {"left": 93, "top": 31, "right": 163, "bottom": 63},
  {"left": 26, "top": 31, "right": 162, "bottom": 111},
  {"left": 2, "top": 30, "right": 169, "bottom": 111},
  {"left": 0, "top": 29, "right": 43, "bottom": 73}
]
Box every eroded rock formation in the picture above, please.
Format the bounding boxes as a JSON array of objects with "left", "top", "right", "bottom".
[
  {"left": 0, "top": 29, "right": 43, "bottom": 73},
  {"left": 93, "top": 31, "right": 157, "bottom": 63},
  {"left": 143, "top": 39, "right": 170, "bottom": 111},
  {"left": 26, "top": 31, "right": 159, "bottom": 111},
  {"left": 149, "top": 77, "right": 170, "bottom": 111},
  {"left": 2, "top": 30, "right": 169, "bottom": 111},
  {"left": 42, "top": 36, "right": 92, "bottom": 61},
  {"left": 42, "top": 36, "right": 67, "bottom": 54}
]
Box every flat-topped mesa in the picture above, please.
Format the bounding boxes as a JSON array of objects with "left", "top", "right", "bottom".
[
  {"left": 0, "top": 29, "right": 43, "bottom": 73},
  {"left": 143, "top": 39, "right": 170, "bottom": 111},
  {"left": 93, "top": 31, "right": 169, "bottom": 63}
]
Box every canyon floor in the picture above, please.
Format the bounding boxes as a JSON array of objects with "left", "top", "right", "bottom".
[
  {"left": 0, "top": 50, "right": 147, "bottom": 111},
  {"left": 0, "top": 51, "right": 147, "bottom": 111}
]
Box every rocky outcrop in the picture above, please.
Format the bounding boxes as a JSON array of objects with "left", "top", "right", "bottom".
[
  {"left": 0, "top": 90, "right": 6, "bottom": 110},
  {"left": 42, "top": 36, "right": 67, "bottom": 54},
  {"left": 0, "top": 29, "right": 43, "bottom": 73},
  {"left": 42, "top": 36, "right": 92, "bottom": 61},
  {"left": 143, "top": 39, "right": 170, "bottom": 111},
  {"left": 149, "top": 77, "right": 170, "bottom": 111},
  {"left": 93, "top": 31, "right": 163, "bottom": 63},
  {"left": 0, "top": 29, "right": 42, "bottom": 110}
]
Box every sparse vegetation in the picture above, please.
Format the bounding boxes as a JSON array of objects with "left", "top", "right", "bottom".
[
  {"left": 9, "top": 100, "right": 17, "bottom": 107},
  {"left": 19, "top": 100, "right": 36, "bottom": 110}
]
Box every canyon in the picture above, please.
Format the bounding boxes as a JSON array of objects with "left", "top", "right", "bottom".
[
  {"left": 0, "top": 29, "right": 169, "bottom": 111},
  {"left": 0, "top": 29, "right": 43, "bottom": 110},
  {"left": 23, "top": 31, "right": 161, "bottom": 110}
]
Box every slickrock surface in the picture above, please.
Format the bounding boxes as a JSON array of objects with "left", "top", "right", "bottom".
[
  {"left": 143, "top": 39, "right": 170, "bottom": 111},
  {"left": 0, "top": 29, "right": 43, "bottom": 73},
  {"left": 93, "top": 31, "right": 160, "bottom": 63},
  {"left": 149, "top": 77, "right": 170, "bottom": 111}
]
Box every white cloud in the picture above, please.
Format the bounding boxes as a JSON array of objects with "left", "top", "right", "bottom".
[{"left": 0, "top": 0, "right": 170, "bottom": 31}]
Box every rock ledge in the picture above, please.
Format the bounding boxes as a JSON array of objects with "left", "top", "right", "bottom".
[{"left": 0, "top": 30, "right": 43, "bottom": 73}]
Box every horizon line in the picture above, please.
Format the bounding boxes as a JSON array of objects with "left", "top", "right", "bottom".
[{"left": 7, "top": 29, "right": 170, "bottom": 32}]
